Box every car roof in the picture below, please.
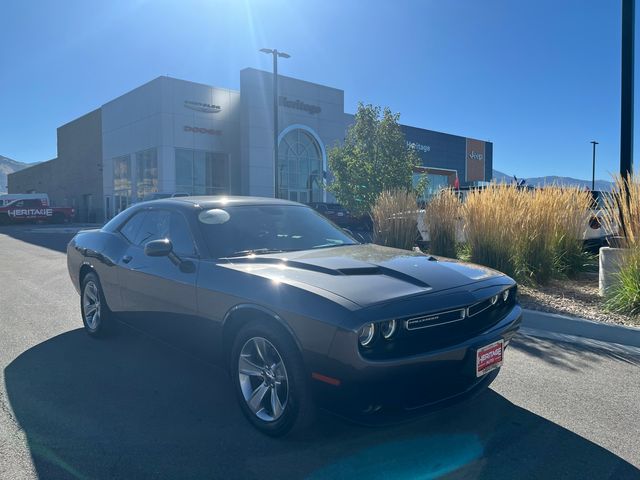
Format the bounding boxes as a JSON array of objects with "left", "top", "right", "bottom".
[{"left": 142, "top": 195, "right": 304, "bottom": 210}]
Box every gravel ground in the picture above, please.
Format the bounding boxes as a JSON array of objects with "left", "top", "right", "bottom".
[{"left": 518, "top": 274, "right": 640, "bottom": 327}]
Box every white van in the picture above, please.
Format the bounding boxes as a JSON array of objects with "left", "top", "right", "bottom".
[{"left": 0, "top": 193, "right": 50, "bottom": 207}]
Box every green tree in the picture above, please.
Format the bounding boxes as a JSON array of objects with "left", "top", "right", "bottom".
[{"left": 328, "top": 103, "right": 422, "bottom": 215}]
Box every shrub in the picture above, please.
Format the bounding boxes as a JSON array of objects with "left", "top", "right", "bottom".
[
  {"left": 423, "top": 188, "right": 461, "bottom": 258},
  {"left": 372, "top": 189, "right": 419, "bottom": 250},
  {"left": 462, "top": 184, "right": 519, "bottom": 277},
  {"left": 602, "top": 174, "right": 640, "bottom": 249},
  {"left": 549, "top": 187, "right": 593, "bottom": 277},
  {"left": 605, "top": 246, "right": 640, "bottom": 316},
  {"left": 462, "top": 184, "right": 591, "bottom": 283},
  {"left": 603, "top": 174, "right": 640, "bottom": 316}
]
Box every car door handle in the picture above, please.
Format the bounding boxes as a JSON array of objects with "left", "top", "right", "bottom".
[{"left": 122, "top": 255, "right": 132, "bottom": 264}]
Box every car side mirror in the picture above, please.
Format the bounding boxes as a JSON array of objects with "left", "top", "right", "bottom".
[{"left": 144, "top": 238, "right": 173, "bottom": 257}]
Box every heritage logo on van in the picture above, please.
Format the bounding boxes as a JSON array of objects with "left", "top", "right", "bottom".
[
  {"left": 184, "top": 100, "right": 222, "bottom": 114},
  {"left": 8, "top": 208, "right": 53, "bottom": 217},
  {"left": 279, "top": 96, "right": 321, "bottom": 115}
]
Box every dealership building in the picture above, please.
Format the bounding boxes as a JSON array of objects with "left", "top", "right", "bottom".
[{"left": 9, "top": 68, "right": 492, "bottom": 222}]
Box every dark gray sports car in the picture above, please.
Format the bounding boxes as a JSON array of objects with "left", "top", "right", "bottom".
[{"left": 67, "top": 196, "right": 521, "bottom": 436}]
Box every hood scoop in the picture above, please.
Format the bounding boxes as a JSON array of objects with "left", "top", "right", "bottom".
[{"left": 336, "top": 266, "right": 381, "bottom": 276}]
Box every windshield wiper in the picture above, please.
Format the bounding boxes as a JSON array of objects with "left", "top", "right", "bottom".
[
  {"left": 228, "top": 248, "right": 294, "bottom": 257},
  {"left": 311, "top": 243, "right": 358, "bottom": 250}
]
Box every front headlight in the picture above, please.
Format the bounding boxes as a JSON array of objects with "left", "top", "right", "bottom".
[
  {"left": 358, "top": 323, "right": 376, "bottom": 347},
  {"left": 380, "top": 319, "right": 397, "bottom": 339},
  {"left": 502, "top": 289, "right": 510, "bottom": 302}
]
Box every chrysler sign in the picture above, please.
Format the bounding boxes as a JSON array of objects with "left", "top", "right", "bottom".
[{"left": 184, "top": 100, "right": 222, "bottom": 113}]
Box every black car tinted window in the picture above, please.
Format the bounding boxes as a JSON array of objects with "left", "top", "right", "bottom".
[
  {"left": 168, "top": 211, "right": 196, "bottom": 256},
  {"left": 120, "top": 211, "right": 147, "bottom": 244},
  {"left": 198, "top": 205, "right": 357, "bottom": 258},
  {"left": 134, "top": 210, "right": 170, "bottom": 246}
]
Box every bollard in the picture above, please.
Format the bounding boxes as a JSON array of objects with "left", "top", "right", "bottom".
[{"left": 599, "top": 247, "right": 629, "bottom": 296}]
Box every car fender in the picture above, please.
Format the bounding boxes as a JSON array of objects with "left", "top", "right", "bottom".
[{"left": 222, "top": 303, "right": 304, "bottom": 354}]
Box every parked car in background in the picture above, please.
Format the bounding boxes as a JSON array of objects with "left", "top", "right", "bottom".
[
  {"left": 308, "top": 202, "right": 371, "bottom": 229},
  {"left": 142, "top": 192, "right": 190, "bottom": 202},
  {"left": 67, "top": 196, "right": 521, "bottom": 436},
  {"left": 583, "top": 190, "right": 615, "bottom": 251},
  {"left": 0, "top": 198, "right": 74, "bottom": 224},
  {"left": 0, "top": 193, "right": 49, "bottom": 207}
]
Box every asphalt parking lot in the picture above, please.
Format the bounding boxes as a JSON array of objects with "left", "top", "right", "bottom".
[{"left": 1, "top": 224, "right": 639, "bottom": 480}]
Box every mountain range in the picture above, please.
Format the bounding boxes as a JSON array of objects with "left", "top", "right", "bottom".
[
  {"left": 492, "top": 169, "right": 614, "bottom": 191},
  {"left": 0, "top": 156, "right": 31, "bottom": 194}
]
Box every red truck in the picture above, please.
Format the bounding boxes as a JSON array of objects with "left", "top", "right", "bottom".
[{"left": 0, "top": 198, "right": 75, "bottom": 225}]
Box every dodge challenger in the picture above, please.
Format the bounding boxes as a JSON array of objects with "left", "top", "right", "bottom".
[{"left": 67, "top": 196, "right": 521, "bottom": 436}]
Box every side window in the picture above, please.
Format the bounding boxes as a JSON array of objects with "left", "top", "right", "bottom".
[
  {"left": 168, "top": 211, "right": 196, "bottom": 256},
  {"left": 120, "top": 212, "right": 147, "bottom": 244},
  {"left": 12, "top": 201, "right": 24, "bottom": 207},
  {"left": 24, "top": 199, "right": 42, "bottom": 207},
  {"left": 134, "top": 210, "right": 170, "bottom": 246}
]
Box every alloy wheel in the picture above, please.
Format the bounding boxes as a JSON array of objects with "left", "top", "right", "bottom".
[
  {"left": 83, "top": 281, "right": 101, "bottom": 331},
  {"left": 238, "top": 337, "right": 289, "bottom": 422}
]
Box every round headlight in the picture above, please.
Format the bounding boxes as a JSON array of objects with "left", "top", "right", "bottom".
[
  {"left": 502, "top": 289, "right": 510, "bottom": 302},
  {"left": 491, "top": 294, "right": 499, "bottom": 305},
  {"left": 380, "top": 319, "right": 397, "bottom": 340},
  {"left": 358, "top": 323, "right": 376, "bottom": 347}
]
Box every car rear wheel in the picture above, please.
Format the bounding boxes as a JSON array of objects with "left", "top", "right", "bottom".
[
  {"left": 230, "top": 321, "right": 315, "bottom": 436},
  {"left": 81, "top": 272, "right": 115, "bottom": 337}
]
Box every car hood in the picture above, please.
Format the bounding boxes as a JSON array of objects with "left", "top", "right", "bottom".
[{"left": 220, "top": 244, "right": 504, "bottom": 308}]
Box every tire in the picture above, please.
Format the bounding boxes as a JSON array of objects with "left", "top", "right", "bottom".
[
  {"left": 230, "top": 321, "right": 316, "bottom": 436},
  {"left": 80, "top": 272, "right": 116, "bottom": 337}
]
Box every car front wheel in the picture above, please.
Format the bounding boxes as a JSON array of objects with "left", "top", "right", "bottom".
[
  {"left": 231, "top": 321, "right": 315, "bottom": 436},
  {"left": 81, "top": 272, "right": 115, "bottom": 337}
]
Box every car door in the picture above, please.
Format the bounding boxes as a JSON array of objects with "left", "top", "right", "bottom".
[{"left": 117, "top": 208, "right": 199, "bottom": 322}]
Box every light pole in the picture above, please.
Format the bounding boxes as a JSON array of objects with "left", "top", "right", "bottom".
[
  {"left": 591, "top": 141, "right": 599, "bottom": 191},
  {"left": 260, "top": 48, "right": 290, "bottom": 199}
]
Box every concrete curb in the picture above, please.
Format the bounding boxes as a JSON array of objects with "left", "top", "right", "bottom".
[{"left": 522, "top": 308, "right": 640, "bottom": 348}]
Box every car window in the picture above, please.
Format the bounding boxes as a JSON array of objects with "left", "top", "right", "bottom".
[
  {"left": 120, "top": 211, "right": 147, "bottom": 244},
  {"left": 198, "top": 204, "right": 357, "bottom": 258},
  {"left": 168, "top": 211, "right": 196, "bottom": 256},
  {"left": 134, "top": 210, "right": 170, "bottom": 246},
  {"left": 126, "top": 209, "right": 195, "bottom": 255}
]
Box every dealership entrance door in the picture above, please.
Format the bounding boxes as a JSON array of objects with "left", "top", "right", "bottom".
[{"left": 277, "top": 128, "right": 324, "bottom": 203}]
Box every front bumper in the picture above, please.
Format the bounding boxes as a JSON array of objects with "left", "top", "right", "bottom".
[{"left": 312, "top": 304, "right": 522, "bottom": 419}]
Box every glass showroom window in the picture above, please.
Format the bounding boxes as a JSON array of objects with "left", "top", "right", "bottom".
[
  {"left": 113, "top": 155, "right": 131, "bottom": 214},
  {"left": 278, "top": 129, "right": 323, "bottom": 203},
  {"left": 136, "top": 148, "right": 158, "bottom": 201},
  {"left": 175, "top": 148, "right": 229, "bottom": 195}
]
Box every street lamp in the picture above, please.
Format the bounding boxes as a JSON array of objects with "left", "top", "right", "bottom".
[
  {"left": 591, "top": 140, "right": 599, "bottom": 191},
  {"left": 260, "top": 48, "right": 291, "bottom": 199}
]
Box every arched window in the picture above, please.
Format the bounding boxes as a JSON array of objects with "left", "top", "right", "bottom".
[{"left": 278, "top": 129, "right": 323, "bottom": 203}]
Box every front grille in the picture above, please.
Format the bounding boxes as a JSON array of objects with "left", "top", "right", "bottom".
[
  {"left": 405, "top": 308, "right": 466, "bottom": 330},
  {"left": 360, "top": 286, "right": 517, "bottom": 360}
]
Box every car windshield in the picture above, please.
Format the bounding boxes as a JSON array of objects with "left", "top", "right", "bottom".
[{"left": 198, "top": 204, "right": 357, "bottom": 258}]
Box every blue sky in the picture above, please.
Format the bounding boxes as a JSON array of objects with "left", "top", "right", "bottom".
[{"left": 0, "top": 0, "right": 635, "bottom": 181}]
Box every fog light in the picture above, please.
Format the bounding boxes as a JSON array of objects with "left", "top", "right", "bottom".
[
  {"left": 358, "top": 323, "right": 376, "bottom": 347},
  {"left": 502, "top": 289, "right": 510, "bottom": 302},
  {"left": 380, "top": 319, "right": 397, "bottom": 340}
]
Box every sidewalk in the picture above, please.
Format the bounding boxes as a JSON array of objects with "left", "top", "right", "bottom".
[{"left": 522, "top": 308, "right": 640, "bottom": 348}]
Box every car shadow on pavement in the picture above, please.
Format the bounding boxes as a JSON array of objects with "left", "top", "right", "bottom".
[
  {"left": 510, "top": 333, "right": 640, "bottom": 370},
  {"left": 4, "top": 327, "right": 639, "bottom": 480}
]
